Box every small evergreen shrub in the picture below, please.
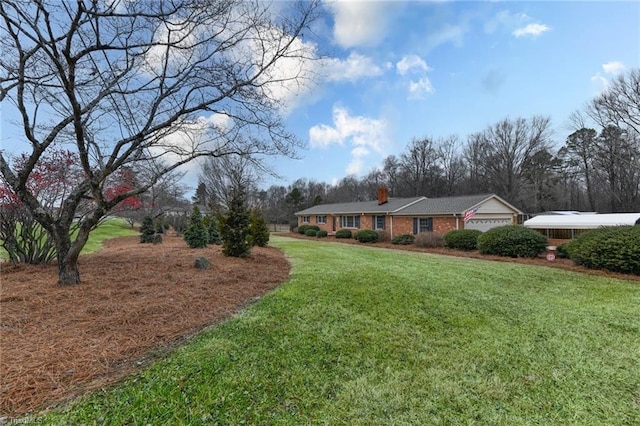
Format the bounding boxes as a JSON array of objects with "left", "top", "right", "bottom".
[
  {"left": 204, "top": 215, "right": 222, "bottom": 245},
  {"left": 139, "top": 216, "right": 156, "bottom": 243},
  {"left": 444, "top": 229, "right": 482, "bottom": 251},
  {"left": 477, "top": 225, "right": 548, "bottom": 258},
  {"left": 249, "top": 209, "right": 270, "bottom": 247},
  {"left": 298, "top": 224, "right": 309, "bottom": 234},
  {"left": 317, "top": 230, "right": 328, "bottom": 238},
  {"left": 155, "top": 221, "right": 164, "bottom": 234},
  {"left": 392, "top": 234, "right": 415, "bottom": 245},
  {"left": 415, "top": 231, "right": 444, "bottom": 248},
  {"left": 563, "top": 226, "right": 640, "bottom": 275},
  {"left": 184, "top": 205, "right": 208, "bottom": 248},
  {"left": 305, "top": 229, "right": 318, "bottom": 237},
  {"left": 221, "top": 191, "right": 251, "bottom": 257},
  {"left": 335, "top": 229, "right": 352, "bottom": 239},
  {"left": 355, "top": 229, "right": 379, "bottom": 243}
]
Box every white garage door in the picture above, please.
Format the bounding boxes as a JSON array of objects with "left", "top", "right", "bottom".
[{"left": 465, "top": 218, "right": 512, "bottom": 232}]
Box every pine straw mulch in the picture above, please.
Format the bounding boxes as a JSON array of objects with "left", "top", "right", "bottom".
[
  {"left": 1, "top": 233, "right": 638, "bottom": 419},
  {"left": 0, "top": 234, "right": 290, "bottom": 418}
]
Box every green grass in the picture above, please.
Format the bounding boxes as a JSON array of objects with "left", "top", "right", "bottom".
[
  {"left": 79, "top": 217, "right": 138, "bottom": 254},
  {"left": 0, "top": 217, "right": 137, "bottom": 260},
  {"left": 38, "top": 236, "right": 640, "bottom": 425}
]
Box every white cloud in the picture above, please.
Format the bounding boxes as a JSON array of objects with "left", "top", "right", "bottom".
[
  {"left": 512, "top": 23, "right": 551, "bottom": 38},
  {"left": 324, "top": 52, "right": 384, "bottom": 82},
  {"left": 394, "top": 55, "right": 434, "bottom": 99},
  {"left": 484, "top": 10, "right": 530, "bottom": 34},
  {"left": 590, "top": 61, "right": 627, "bottom": 92},
  {"left": 602, "top": 61, "right": 626, "bottom": 74},
  {"left": 396, "top": 55, "right": 430, "bottom": 76},
  {"left": 408, "top": 78, "right": 435, "bottom": 99},
  {"left": 326, "top": 0, "right": 396, "bottom": 48},
  {"left": 309, "top": 106, "right": 391, "bottom": 176}
]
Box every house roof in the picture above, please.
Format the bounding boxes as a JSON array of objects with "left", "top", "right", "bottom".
[
  {"left": 395, "top": 194, "right": 515, "bottom": 215},
  {"left": 523, "top": 213, "right": 640, "bottom": 229},
  {"left": 295, "top": 197, "right": 425, "bottom": 215},
  {"left": 295, "top": 193, "right": 522, "bottom": 216}
]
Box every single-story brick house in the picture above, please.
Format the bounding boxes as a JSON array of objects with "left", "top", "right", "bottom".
[{"left": 295, "top": 188, "right": 523, "bottom": 238}]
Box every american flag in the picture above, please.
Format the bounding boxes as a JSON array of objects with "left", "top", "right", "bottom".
[{"left": 463, "top": 208, "right": 478, "bottom": 222}]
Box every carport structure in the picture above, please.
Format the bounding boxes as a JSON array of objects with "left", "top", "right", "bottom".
[{"left": 523, "top": 213, "right": 640, "bottom": 239}]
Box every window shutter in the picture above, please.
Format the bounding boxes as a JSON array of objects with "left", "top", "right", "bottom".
[
  {"left": 427, "top": 217, "right": 433, "bottom": 232},
  {"left": 413, "top": 217, "right": 418, "bottom": 234},
  {"left": 355, "top": 216, "right": 360, "bottom": 228}
]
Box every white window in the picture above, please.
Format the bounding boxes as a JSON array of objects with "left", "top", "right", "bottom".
[
  {"left": 317, "top": 215, "right": 327, "bottom": 224},
  {"left": 373, "top": 215, "right": 386, "bottom": 230},
  {"left": 413, "top": 217, "right": 433, "bottom": 234},
  {"left": 340, "top": 215, "right": 361, "bottom": 229},
  {"left": 301, "top": 215, "right": 310, "bottom": 223}
]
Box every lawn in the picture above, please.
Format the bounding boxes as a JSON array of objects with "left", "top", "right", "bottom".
[
  {"left": 79, "top": 217, "right": 139, "bottom": 254},
  {"left": 39, "top": 236, "right": 639, "bottom": 425}
]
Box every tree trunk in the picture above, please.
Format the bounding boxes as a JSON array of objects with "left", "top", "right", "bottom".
[
  {"left": 53, "top": 231, "right": 84, "bottom": 285},
  {"left": 58, "top": 256, "right": 81, "bottom": 285}
]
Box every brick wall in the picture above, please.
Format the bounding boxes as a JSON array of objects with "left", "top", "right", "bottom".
[{"left": 299, "top": 214, "right": 462, "bottom": 237}]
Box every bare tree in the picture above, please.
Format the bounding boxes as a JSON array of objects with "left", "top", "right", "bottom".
[
  {"left": 476, "top": 116, "right": 553, "bottom": 208},
  {"left": 587, "top": 68, "right": 640, "bottom": 135},
  {"left": 558, "top": 128, "right": 598, "bottom": 211},
  {"left": 437, "top": 135, "right": 466, "bottom": 196},
  {"left": 198, "top": 154, "right": 262, "bottom": 213},
  {"left": 399, "top": 137, "right": 443, "bottom": 197},
  {"left": 0, "top": 0, "right": 318, "bottom": 284}
]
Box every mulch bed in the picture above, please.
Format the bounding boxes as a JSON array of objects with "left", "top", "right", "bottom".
[
  {"left": 0, "top": 234, "right": 290, "bottom": 418},
  {"left": 1, "top": 232, "right": 637, "bottom": 418}
]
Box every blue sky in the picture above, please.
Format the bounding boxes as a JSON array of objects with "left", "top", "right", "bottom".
[
  {"left": 268, "top": 0, "right": 640, "bottom": 188},
  {"left": 1, "top": 1, "right": 638, "bottom": 195}
]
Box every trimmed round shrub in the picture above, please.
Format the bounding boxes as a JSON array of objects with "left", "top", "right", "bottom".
[
  {"left": 305, "top": 229, "right": 318, "bottom": 237},
  {"left": 444, "top": 229, "right": 482, "bottom": 251},
  {"left": 335, "top": 229, "right": 352, "bottom": 239},
  {"left": 299, "top": 225, "right": 319, "bottom": 235},
  {"left": 317, "top": 230, "right": 328, "bottom": 238},
  {"left": 563, "top": 226, "right": 640, "bottom": 275},
  {"left": 355, "top": 229, "right": 379, "bottom": 243},
  {"left": 392, "top": 233, "right": 415, "bottom": 245},
  {"left": 477, "top": 225, "right": 548, "bottom": 258},
  {"left": 415, "top": 232, "right": 444, "bottom": 248}
]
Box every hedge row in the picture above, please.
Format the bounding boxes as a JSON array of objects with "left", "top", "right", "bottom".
[
  {"left": 562, "top": 226, "right": 640, "bottom": 275},
  {"left": 477, "top": 225, "right": 548, "bottom": 258}
]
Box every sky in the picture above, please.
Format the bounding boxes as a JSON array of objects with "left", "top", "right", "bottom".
[
  {"left": 267, "top": 0, "right": 640, "bottom": 189},
  {"left": 1, "top": 1, "right": 639, "bottom": 195}
]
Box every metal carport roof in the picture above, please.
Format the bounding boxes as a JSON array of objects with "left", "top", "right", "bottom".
[{"left": 523, "top": 213, "right": 640, "bottom": 229}]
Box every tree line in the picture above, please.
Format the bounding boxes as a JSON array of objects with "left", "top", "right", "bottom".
[{"left": 195, "top": 69, "right": 640, "bottom": 223}]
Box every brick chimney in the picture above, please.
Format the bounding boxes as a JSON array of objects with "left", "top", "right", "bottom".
[{"left": 377, "top": 187, "right": 388, "bottom": 205}]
